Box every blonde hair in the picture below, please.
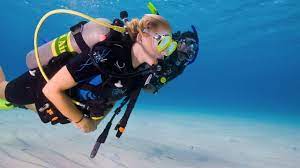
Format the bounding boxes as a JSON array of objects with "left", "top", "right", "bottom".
[{"left": 126, "top": 14, "right": 171, "bottom": 41}]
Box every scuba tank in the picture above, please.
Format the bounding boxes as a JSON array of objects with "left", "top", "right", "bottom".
[{"left": 26, "top": 18, "right": 112, "bottom": 69}]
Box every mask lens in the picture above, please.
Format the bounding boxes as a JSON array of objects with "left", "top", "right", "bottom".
[
  {"left": 156, "top": 36, "right": 172, "bottom": 52},
  {"left": 164, "top": 41, "right": 178, "bottom": 56}
]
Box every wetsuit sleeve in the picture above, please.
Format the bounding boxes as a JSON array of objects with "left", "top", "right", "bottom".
[{"left": 66, "top": 53, "right": 100, "bottom": 83}]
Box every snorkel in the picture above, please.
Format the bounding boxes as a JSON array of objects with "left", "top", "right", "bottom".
[{"left": 147, "top": 2, "right": 160, "bottom": 15}]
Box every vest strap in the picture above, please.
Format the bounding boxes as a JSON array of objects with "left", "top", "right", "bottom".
[{"left": 70, "top": 21, "right": 91, "bottom": 53}]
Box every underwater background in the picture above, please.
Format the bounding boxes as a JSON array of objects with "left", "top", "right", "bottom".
[{"left": 0, "top": 0, "right": 299, "bottom": 168}]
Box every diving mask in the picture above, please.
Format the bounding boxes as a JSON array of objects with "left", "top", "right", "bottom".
[{"left": 143, "top": 29, "right": 178, "bottom": 57}]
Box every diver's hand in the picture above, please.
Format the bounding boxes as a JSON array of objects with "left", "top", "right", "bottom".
[{"left": 74, "top": 117, "right": 97, "bottom": 133}]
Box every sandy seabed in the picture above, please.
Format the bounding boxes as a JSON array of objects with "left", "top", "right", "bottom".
[{"left": 0, "top": 108, "right": 299, "bottom": 168}]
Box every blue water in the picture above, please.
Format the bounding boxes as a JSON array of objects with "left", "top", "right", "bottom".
[{"left": 0, "top": 0, "right": 299, "bottom": 121}]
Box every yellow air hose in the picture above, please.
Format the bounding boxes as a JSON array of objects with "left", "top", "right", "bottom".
[{"left": 34, "top": 9, "right": 125, "bottom": 120}]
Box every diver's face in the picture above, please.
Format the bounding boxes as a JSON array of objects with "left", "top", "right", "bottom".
[{"left": 140, "top": 28, "right": 171, "bottom": 60}]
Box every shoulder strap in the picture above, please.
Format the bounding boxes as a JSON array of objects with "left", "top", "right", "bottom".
[{"left": 70, "top": 21, "right": 90, "bottom": 53}]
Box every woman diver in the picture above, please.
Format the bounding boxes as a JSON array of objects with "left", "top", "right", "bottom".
[{"left": 0, "top": 14, "right": 178, "bottom": 134}]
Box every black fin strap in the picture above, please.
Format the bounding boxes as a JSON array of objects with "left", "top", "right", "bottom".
[
  {"left": 115, "top": 88, "right": 141, "bottom": 138},
  {"left": 70, "top": 21, "right": 90, "bottom": 53}
]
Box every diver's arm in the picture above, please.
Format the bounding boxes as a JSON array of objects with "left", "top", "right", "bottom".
[
  {"left": 42, "top": 66, "right": 96, "bottom": 132},
  {"left": 42, "top": 66, "right": 82, "bottom": 122}
]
